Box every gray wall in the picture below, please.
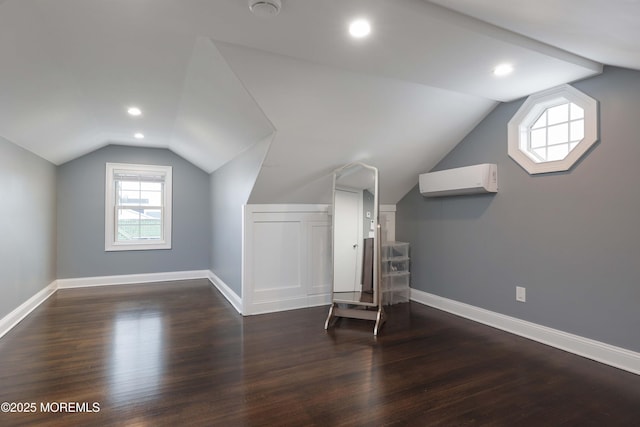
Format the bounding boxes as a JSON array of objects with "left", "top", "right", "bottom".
[
  {"left": 397, "top": 66, "right": 640, "bottom": 352},
  {"left": 209, "top": 135, "right": 271, "bottom": 297},
  {"left": 57, "top": 145, "right": 211, "bottom": 278},
  {"left": 0, "top": 137, "right": 57, "bottom": 318}
]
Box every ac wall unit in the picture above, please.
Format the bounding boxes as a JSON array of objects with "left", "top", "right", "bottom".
[{"left": 419, "top": 163, "right": 498, "bottom": 197}]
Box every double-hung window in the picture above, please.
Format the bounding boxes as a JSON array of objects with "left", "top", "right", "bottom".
[{"left": 105, "top": 163, "right": 172, "bottom": 251}]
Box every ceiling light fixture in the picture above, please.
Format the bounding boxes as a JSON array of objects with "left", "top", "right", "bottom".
[
  {"left": 249, "top": 0, "right": 281, "bottom": 18},
  {"left": 127, "top": 106, "right": 142, "bottom": 116},
  {"left": 349, "top": 19, "right": 371, "bottom": 38},
  {"left": 134, "top": 133, "right": 145, "bottom": 140},
  {"left": 493, "top": 63, "right": 514, "bottom": 77}
]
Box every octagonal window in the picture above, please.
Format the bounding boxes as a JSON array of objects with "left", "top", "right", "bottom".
[{"left": 508, "top": 85, "right": 598, "bottom": 174}]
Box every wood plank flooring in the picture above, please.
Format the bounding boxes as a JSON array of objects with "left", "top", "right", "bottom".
[{"left": 0, "top": 279, "right": 639, "bottom": 426}]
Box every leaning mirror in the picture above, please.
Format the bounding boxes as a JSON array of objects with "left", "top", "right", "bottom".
[{"left": 325, "top": 162, "right": 385, "bottom": 335}]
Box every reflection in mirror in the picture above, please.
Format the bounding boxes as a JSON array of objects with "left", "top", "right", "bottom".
[{"left": 326, "top": 162, "right": 385, "bottom": 335}]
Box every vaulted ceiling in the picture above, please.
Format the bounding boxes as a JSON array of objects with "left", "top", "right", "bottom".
[{"left": 1, "top": 0, "right": 637, "bottom": 203}]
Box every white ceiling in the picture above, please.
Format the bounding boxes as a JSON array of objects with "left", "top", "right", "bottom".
[
  {"left": 0, "top": 0, "right": 636, "bottom": 204},
  {"left": 430, "top": 0, "right": 640, "bottom": 71}
]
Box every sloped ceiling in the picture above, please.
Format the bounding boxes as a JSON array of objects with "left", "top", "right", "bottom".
[
  {"left": 429, "top": 0, "right": 640, "bottom": 71},
  {"left": 217, "top": 43, "right": 494, "bottom": 204},
  {"left": 1, "top": 0, "right": 635, "bottom": 204},
  {"left": 172, "top": 37, "right": 274, "bottom": 173}
]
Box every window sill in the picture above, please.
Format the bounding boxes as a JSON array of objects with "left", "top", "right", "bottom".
[{"left": 105, "top": 242, "right": 172, "bottom": 252}]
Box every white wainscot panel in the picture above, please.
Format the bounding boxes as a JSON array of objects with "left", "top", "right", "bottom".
[
  {"left": 252, "top": 221, "right": 303, "bottom": 301},
  {"left": 243, "top": 205, "right": 331, "bottom": 315},
  {"left": 308, "top": 221, "right": 331, "bottom": 296}
]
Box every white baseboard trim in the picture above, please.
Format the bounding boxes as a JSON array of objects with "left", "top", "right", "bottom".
[
  {"left": 307, "top": 294, "right": 332, "bottom": 308},
  {"left": 410, "top": 288, "right": 640, "bottom": 376},
  {"left": 207, "top": 270, "right": 242, "bottom": 314},
  {"left": 56, "top": 270, "right": 210, "bottom": 289},
  {"left": 246, "top": 294, "right": 331, "bottom": 316},
  {"left": 0, "top": 281, "right": 57, "bottom": 340}
]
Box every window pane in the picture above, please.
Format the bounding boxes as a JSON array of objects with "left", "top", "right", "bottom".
[
  {"left": 531, "top": 112, "right": 547, "bottom": 129},
  {"left": 117, "top": 209, "right": 140, "bottom": 241},
  {"left": 117, "top": 181, "right": 162, "bottom": 207},
  {"left": 547, "top": 103, "right": 569, "bottom": 125},
  {"left": 570, "top": 103, "right": 584, "bottom": 120},
  {"left": 143, "top": 208, "right": 162, "bottom": 219},
  {"left": 533, "top": 147, "right": 546, "bottom": 162},
  {"left": 117, "top": 208, "right": 140, "bottom": 220},
  {"left": 547, "top": 144, "right": 569, "bottom": 161},
  {"left": 119, "top": 190, "right": 142, "bottom": 205},
  {"left": 530, "top": 128, "right": 547, "bottom": 148},
  {"left": 120, "top": 181, "right": 141, "bottom": 191},
  {"left": 140, "top": 190, "right": 162, "bottom": 206},
  {"left": 116, "top": 208, "right": 162, "bottom": 241},
  {"left": 570, "top": 119, "right": 584, "bottom": 142},
  {"left": 547, "top": 123, "right": 569, "bottom": 145},
  {"left": 139, "top": 223, "right": 162, "bottom": 240},
  {"left": 141, "top": 182, "right": 161, "bottom": 191}
]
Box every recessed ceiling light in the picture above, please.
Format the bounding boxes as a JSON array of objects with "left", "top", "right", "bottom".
[
  {"left": 134, "top": 133, "right": 145, "bottom": 139},
  {"left": 127, "top": 106, "right": 142, "bottom": 116},
  {"left": 493, "top": 63, "right": 514, "bottom": 77},
  {"left": 249, "top": 0, "right": 281, "bottom": 17},
  {"left": 349, "top": 19, "right": 371, "bottom": 38}
]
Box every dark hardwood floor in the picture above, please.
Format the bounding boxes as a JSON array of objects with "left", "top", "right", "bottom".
[{"left": 0, "top": 279, "right": 639, "bottom": 426}]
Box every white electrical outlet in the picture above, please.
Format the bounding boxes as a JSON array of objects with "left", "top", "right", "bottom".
[{"left": 516, "top": 286, "right": 526, "bottom": 302}]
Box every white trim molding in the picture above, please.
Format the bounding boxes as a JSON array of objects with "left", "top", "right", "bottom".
[
  {"left": 245, "top": 204, "right": 330, "bottom": 213},
  {"left": 208, "top": 270, "right": 243, "bottom": 314},
  {"left": 411, "top": 288, "right": 640, "bottom": 376},
  {"left": 56, "top": 270, "right": 210, "bottom": 289},
  {"left": 508, "top": 84, "right": 599, "bottom": 175},
  {"left": 0, "top": 281, "right": 57, "bottom": 339},
  {"left": 105, "top": 162, "right": 173, "bottom": 251},
  {"left": 248, "top": 294, "right": 331, "bottom": 316}
]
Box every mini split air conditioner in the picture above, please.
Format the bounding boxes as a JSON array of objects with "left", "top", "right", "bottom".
[{"left": 419, "top": 164, "right": 498, "bottom": 197}]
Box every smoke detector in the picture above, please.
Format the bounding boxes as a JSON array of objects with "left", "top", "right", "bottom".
[{"left": 249, "top": 0, "right": 281, "bottom": 18}]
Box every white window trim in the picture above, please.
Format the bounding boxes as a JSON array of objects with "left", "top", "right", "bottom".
[
  {"left": 105, "top": 162, "right": 172, "bottom": 251},
  {"left": 508, "top": 84, "right": 598, "bottom": 174}
]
